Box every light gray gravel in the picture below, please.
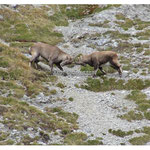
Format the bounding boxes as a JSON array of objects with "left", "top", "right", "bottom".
[
  {"left": 1, "top": 4, "right": 150, "bottom": 145},
  {"left": 52, "top": 4, "right": 150, "bottom": 145}
]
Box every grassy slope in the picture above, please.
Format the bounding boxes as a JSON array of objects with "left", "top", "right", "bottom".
[
  {"left": 0, "top": 4, "right": 113, "bottom": 145},
  {"left": 1, "top": 4, "right": 149, "bottom": 145}
]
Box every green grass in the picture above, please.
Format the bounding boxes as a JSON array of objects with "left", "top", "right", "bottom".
[
  {"left": 144, "top": 50, "right": 150, "bottom": 55},
  {"left": 0, "top": 43, "right": 57, "bottom": 98},
  {"left": 144, "top": 112, "right": 150, "bottom": 120},
  {"left": 120, "top": 56, "right": 131, "bottom": 64},
  {"left": 126, "top": 90, "right": 147, "bottom": 104},
  {"left": 80, "top": 65, "right": 94, "bottom": 72},
  {"left": 119, "top": 90, "right": 150, "bottom": 122},
  {"left": 0, "top": 81, "right": 25, "bottom": 98},
  {"left": 115, "top": 18, "right": 134, "bottom": 31},
  {"left": 135, "top": 29, "right": 150, "bottom": 40},
  {"left": 0, "top": 10, "right": 63, "bottom": 46},
  {"left": 85, "top": 139, "right": 103, "bottom": 145},
  {"left": 89, "top": 20, "right": 110, "bottom": 28},
  {"left": 104, "top": 31, "right": 131, "bottom": 40},
  {"left": 64, "top": 132, "right": 87, "bottom": 145},
  {"left": 19, "top": 135, "right": 40, "bottom": 145},
  {"left": 80, "top": 65, "right": 116, "bottom": 74},
  {"left": 46, "top": 107, "right": 79, "bottom": 125},
  {"left": 56, "top": 82, "right": 66, "bottom": 88},
  {"left": 64, "top": 132, "right": 103, "bottom": 145},
  {"left": 2, "top": 5, "right": 113, "bottom": 48},
  {"left": 115, "top": 17, "right": 150, "bottom": 31},
  {"left": 0, "top": 132, "right": 10, "bottom": 141},
  {"left": 0, "top": 96, "right": 82, "bottom": 144},
  {"left": 50, "top": 89, "right": 57, "bottom": 95},
  {"left": 68, "top": 97, "right": 74, "bottom": 101},
  {"left": 0, "top": 139, "right": 15, "bottom": 145},
  {"left": 129, "top": 135, "right": 150, "bottom": 145},
  {"left": 132, "top": 68, "right": 139, "bottom": 74},
  {"left": 108, "top": 129, "right": 133, "bottom": 137},
  {"left": 115, "top": 13, "right": 126, "bottom": 20},
  {"left": 136, "top": 47, "right": 143, "bottom": 53},
  {"left": 81, "top": 77, "right": 150, "bottom": 92},
  {"left": 119, "top": 110, "right": 144, "bottom": 122},
  {"left": 122, "top": 65, "right": 131, "bottom": 71}
]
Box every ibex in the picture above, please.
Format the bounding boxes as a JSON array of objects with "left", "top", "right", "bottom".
[
  {"left": 75, "top": 51, "right": 122, "bottom": 77},
  {"left": 29, "top": 42, "right": 73, "bottom": 75}
]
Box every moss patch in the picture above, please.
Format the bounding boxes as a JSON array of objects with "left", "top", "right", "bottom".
[
  {"left": 0, "top": 96, "right": 82, "bottom": 144},
  {"left": 129, "top": 135, "right": 150, "bottom": 145},
  {"left": 119, "top": 110, "right": 144, "bottom": 122},
  {"left": 81, "top": 77, "right": 150, "bottom": 92},
  {"left": 108, "top": 129, "right": 133, "bottom": 137},
  {"left": 0, "top": 43, "right": 57, "bottom": 98},
  {"left": 56, "top": 82, "right": 66, "bottom": 88},
  {"left": 119, "top": 90, "right": 150, "bottom": 122},
  {"left": 144, "top": 50, "right": 150, "bottom": 55},
  {"left": 64, "top": 132, "right": 87, "bottom": 145}
]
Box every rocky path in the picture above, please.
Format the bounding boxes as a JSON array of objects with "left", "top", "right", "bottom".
[
  {"left": 49, "top": 5, "right": 150, "bottom": 145},
  {"left": 22, "top": 5, "right": 150, "bottom": 145}
]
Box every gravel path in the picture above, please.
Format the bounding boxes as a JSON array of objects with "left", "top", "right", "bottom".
[
  {"left": 51, "top": 5, "right": 150, "bottom": 145},
  {"left": 22, "top": 5, "right": 150, "bottom": 145}
]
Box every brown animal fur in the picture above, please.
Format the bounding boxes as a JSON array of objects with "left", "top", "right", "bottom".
[
  {"left": 29, "top": 42, "right": 73, "bottom": 75},
  {"left": 75, "top": 51, "right": 122, "bottom": 77}
]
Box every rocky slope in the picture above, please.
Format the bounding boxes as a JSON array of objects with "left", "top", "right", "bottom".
[{"left": 0, "top": 4, "right": 150, "bottom": 145}]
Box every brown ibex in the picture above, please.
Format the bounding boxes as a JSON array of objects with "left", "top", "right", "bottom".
[
  {"left": 29, "top": 42, "right": 73, "bottom": 75},
  {"left": 75, "top": 51, "right": 122, "bottom": 77}
]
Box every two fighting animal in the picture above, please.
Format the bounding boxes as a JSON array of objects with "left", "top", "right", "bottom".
[{"left": 29, "top": 42, "right": 122, "bottom": 77}]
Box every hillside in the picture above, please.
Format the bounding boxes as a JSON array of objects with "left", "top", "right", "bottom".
[{"left": 0, "top": 4, "right": 150, "bottom": 145}]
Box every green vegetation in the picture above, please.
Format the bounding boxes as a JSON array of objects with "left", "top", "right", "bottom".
[
  {"left": 115, "top": 13, "right": 126, "bottom": 20},
  {"left": 0, "top": 139, "right": 15, "bottom": 145},
  {"left": 135, "top": 29, "right": 150, "bottom": 40},
  {"left": 115, "top": 18, "right": 134, "bottom": 31},
  {"left": 122, "top": 65, "right": 132, "bottom": 71},
  {"left": 45, "top": 107, "right": 79, "bottom": 125},
  {"left": 64, "top": 132, "right": 103, "bottom": 145},
  {"left": 89, "top": 20, "right": 110, "bottom": 28},
  {"left": 68, "top": 97, "right": 74, "bottom": 101},
  {"left": 81, "top": 77, "right": 150, "bottom": 92},
  {"left": 0, "top": 5, "right": 116, "bottom": 49},
  {"left": 81, "top": 65, "right": 94, "bottom": 72},
  {"left": 56, "top": 82, "right": 66, "bottom": 88},
  {"left": 119, "top": 110, "right": 143, "bottom": 122},
  {"left": 0, "top": 132, "right": 10, "bottom": 141},
  {"left": 104, "top": 31, "right": 131, "bottom": 40},
  {"left": 64, "top": 132, "right": 87, "bottom": 145},
  {"left": 108, "top": 129, "right": 133, "bottom": 137},
  {"left": 129, "top": 135, "right": 150, "bottom": 145},
  {"left": 80, "top": 65, "right": 116, "bottom": 74},
  {"left": 120, "top": 56, "right": 131, "bottom": 64},
  {"left": 144, "top": 50, "right": 150, "bottom": 55},
  {"left": 0, "top": 6, "right": 64, "bottom": 46},
  {"left": 126, "top": 90, "right": 147, "bottom": 104},
  {"left": 0, "top": 43, "right": 58, "bottom": 98},
  {"left": 0, "top": 96, "right": 82, "bottom": 144},
  {"left": 115, "top": 16, "right": 150, "bottom": 31},
  {"left": 50, "top": 89, "right": 57, "bottom": 95},
  {"left": 119, "top": 90, "right": 150, "bottom": 122},
  {"left": 136, "top": 47, "right": 143, "bottom": 53},
  {"left": 19, "top": 135, "right": 40, "bottom": 145},
  {"left": 129, "top": 126, "right": 150, "bottom": 145},
  {"left": 144, "top": 111, "right": 150, "bottom": 120}
]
